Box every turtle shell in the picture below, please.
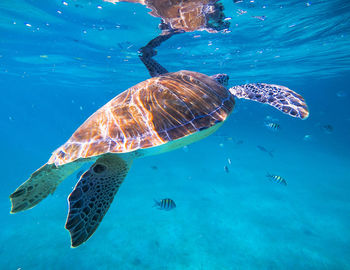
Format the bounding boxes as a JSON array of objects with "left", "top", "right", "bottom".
[{"left": 49, "top": 70, "right": 235, "bottom": 165}]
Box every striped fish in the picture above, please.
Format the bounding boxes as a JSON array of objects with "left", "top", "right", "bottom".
[
  {"left": 154, "top": 198, "right": 176, "bottom": 210},
  {"left": 265, "top": 122, "right": 280, "bottom": 131},
  {"left": 266, "top": 173, "right": 287, "bottom": 186}
]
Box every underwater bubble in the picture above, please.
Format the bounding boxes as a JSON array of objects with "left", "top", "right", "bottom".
[
  {"left": 252, "top": 15, "right": 266, "bottom": 21},
  {"left": 237, "top": 9, "right": 247, "bottom": 15}
]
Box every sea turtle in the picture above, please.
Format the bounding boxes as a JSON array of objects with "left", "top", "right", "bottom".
[
  {"left": 10, "top": 33, "right": 309, "bottom": 248},
  {"left": 105, "top": 0, "right": 229, "bottom": 33}
]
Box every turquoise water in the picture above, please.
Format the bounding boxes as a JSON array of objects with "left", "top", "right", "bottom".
[{"left": 1, "top": 0, "right": 350, "bottom": 269}]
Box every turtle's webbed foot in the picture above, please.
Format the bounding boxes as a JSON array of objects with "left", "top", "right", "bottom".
[
  {"left": 65, "top": 155, "right": 130, "bottom": 247},
  {"left": 10, "top": 161, "right": 81, "bottom": 214},
  {"left": 10, "top": 186, "right": 41, "bottom": 213},
  {"left": 10, "top": 164, "right": 58, "bottom": 213}
]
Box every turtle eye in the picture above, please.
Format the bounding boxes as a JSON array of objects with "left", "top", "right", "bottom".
[{"left": 93, "top": 164, "right": 106, "bottom": 173}]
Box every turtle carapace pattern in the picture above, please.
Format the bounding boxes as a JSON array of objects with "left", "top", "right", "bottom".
[{"left": 49, "top": 70, "right": 234, "bottom": 166}]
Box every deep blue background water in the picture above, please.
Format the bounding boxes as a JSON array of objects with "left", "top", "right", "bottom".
[{"left": 1, "top": 0, "right": 350, "bottom": 269}]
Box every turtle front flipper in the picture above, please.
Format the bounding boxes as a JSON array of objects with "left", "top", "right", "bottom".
[
  {"left": 229, "top": 83, "right": 309, "bottom": 119},
  {"left": 10, "top": 162, "right": 84, "bottom": 213},
  {"left": 65, "top": 154, "right": 132, "bottom": 248}
]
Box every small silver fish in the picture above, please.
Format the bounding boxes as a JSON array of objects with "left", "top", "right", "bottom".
[
  {"left": 257, "top": 145, "right": 274, "bottom": 158},
  {"left": 266, "top": 173, "right": 287, "bottom": 186},
  {"left": 265, "top": 122, "right": 280, "bottom": 131},
  {"left": 321, "top": 124, "right": 333, "bottom": 134},
  {"left": 154, "top": 198, "right": 176, "bottom": 210},
  {"left": 224, "top": 165, "right": 229, "bottom": 173}
]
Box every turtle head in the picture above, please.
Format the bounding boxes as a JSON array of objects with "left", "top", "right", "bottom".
[{"left": 210, "top": 73, "right": 229, "bottom": 87}]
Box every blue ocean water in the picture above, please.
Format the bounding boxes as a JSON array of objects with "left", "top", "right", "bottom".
[{"left": 1, "top": 0, "right": 350, "bottom": 269}]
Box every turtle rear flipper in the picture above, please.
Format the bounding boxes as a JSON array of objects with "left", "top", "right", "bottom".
[
  {"left": 10, "top": 162, "right": 83, "bottom": 213},
  {"left": 229, "top": 83, "right": 309, "bottom": 119},
  {"left": 65, "top": 155, "right": 132, "bottom": 248}
]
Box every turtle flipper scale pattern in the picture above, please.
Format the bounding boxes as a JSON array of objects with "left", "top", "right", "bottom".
[
  {"left": 229, "top": 83, "right": 309, "bottom": 119},
  {"left": 65, "top": 155, "right": 131, "bottom": 248},
  {"left": 10, "top": 162, "right": 83, "bottom": 213}
]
